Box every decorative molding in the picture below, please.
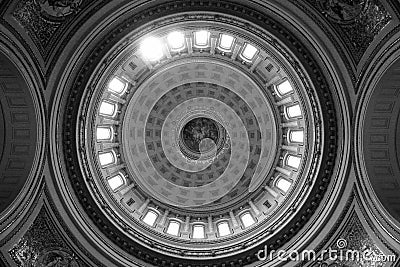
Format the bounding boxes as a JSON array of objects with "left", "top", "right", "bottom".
[
  {"left": 8, "top": 206, "right": 86, "bottom": 267},
  {"left": 294, "top": 189, "right": 355, "bottom": 266},
  {"left": 289, "top": 0, "right": 393, "bottom": 91},
  {"left": 326, "top": 211, "right": 387, "bottom": 266},
  {"left": 13, "top": 0, "right": 72, "bottom": 59},
  {"left": 287, "top": 0, "right": 357, "bottom": 89},
  {"left": 43, "top": 187, "right": 108, "bottom": 267},
  {"left": 305, "top": 0, "right": 391, "bottom": 65},
  {"left": 354, "top": 187, "right": 399, "bottom": 261},
  {"left": 0, "top": 180, "right": 45, "bottom": 266},
  {"left": 11, "top": 0, "right": 105, "bottom": 65},
  {"left": 0, "top": 19, "right": 45, "bottom": 86}
]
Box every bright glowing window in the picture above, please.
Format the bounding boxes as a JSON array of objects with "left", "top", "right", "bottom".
[
  {"left": 286, "top": 104, "right": 302, "bottom": 118},
  {"left": 276, "top": 178, "right": 291, "bottom": 193},
  {"left": 192, "top": 224, "right": 205, "bottom": 239},
  {"left": 286, "top": 155, "right": 301, "bottom": 169},
  {"left": 194, "top": 30, "right": 209, "bottom": 47},
  {"left": 217, "top": 222, "right": 231, "bottom": 237},
  {"left": 99, "top": 101, "right": 116, "bottom": 117},
  {"left": 140, "top": 37, "right": 164, "bottom": 61},
  {"left": 276, "top": 80, "right": 293, "bottom": 96},
  {"left": 166, "top": 221, "right": 180, "bottom": 236},
  {"left": 143, "top": 210, "right": 158, "bottom": 227},
  {"left": 240, "top": 212, "right": 255, "bottom": 228},
  {"left": 98, "top": 151, "right": 116, "bottom": 166},
  {"left": 219, "top": 34, "right": 234, "bottom": 50},
  {"left": 241, "top": 43, "right": 258, "bottom": 60},
  {"left": 167, "top": 31, "right": 185, "bottom": 50},
  {"left": 96, "top": 126, "right": 112, "bottom": 141},
  {"left": 108, "top": 173, "right": 124, "bottom": 191},
  {"left": 289, "top": 130, "right": 304, "bottom": 143},
  {"left": 108, "top": 77, "right": 126, "bottom": 94}
]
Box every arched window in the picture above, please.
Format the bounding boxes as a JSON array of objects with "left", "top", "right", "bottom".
[
  {"left": 194, "top": 30, "right": 210, "bottom": 47},
  {"left": 286, "top": 104, "right": 302, "bottom": 118},
  {"left": 98, "top": 151, "right": 116, "bottom": 167},
  {"left": 166, "top": 220, "right": 181, "bottom": 236},
  {"left": 289, "top": 130, "right": 304, "bottom": 143},
  {"left": 276, "top": 80, "right": 293, "bottom": 96},
  {"left": 217, "top": 221, "right": 231, "bottom": 237},
  {"left": 99, "top": 100, "right": 117, "bottom": 117},
  {"left": 140, "top": 37, "right": 164, "bottom": 61},
  {"left": 96, "top": 126, "right": 113, "bottom": 141},
  {"left": 192, "top": 224, "right": 205, "bottom": 239},
  {"left": 108, "top": 77, "right": 126, "bottom": 94},
  {"left": 286, "top": 154, "right": 301, "bottom": 169},
  {"left": 276, "top": 177, "right": 291, "bottom": 193},
  {"left": 218, "top": 34, "right": 235, "bottom": 51},
  {"left": 240, "top": 212, "right": 255, "bottom": 228},
  {"left": 107, "top": 173, "right": 124, "bottom": 191},
  {"left": 142, "top": 210, "right": 158, "bottom": 227},
  {"left": 241, "top": 43, "right": 258, "bottom": 61},
  {"left": 167, "top": 31, "right": 185, "bottom": 51}
]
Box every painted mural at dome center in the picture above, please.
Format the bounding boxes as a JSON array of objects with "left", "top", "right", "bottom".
[{"left": 181, "top": 117, "right": 219, "bottom": 153}]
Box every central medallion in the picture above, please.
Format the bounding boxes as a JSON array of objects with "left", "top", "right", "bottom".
[
  {"left": 179, "top": 117, "right": 227, "bottom": 161},
  {"left": 181, "top": 117, "right": 219, "bottom": 153}
]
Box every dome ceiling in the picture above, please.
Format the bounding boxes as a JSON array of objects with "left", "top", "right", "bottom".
[
  {"left": 361, "top": 58, "right": 400, "bottom": 223},
  {"left": 7, "top": 0, "right": 400, "bottom": 266},
  {"left": 53, "top": 1, "right": 344, "bottom": 266},
  {"left": 0, "top": 53, "right": 39, "bottom": 213}
]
